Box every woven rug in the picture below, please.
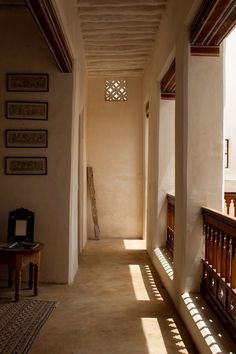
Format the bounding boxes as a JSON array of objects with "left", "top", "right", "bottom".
[{"left": 0, "top": 299, "right": 57, "bottom": 354}]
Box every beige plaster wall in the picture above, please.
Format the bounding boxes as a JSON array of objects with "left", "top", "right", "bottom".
[
  {"left": 87, "top": 78, "right": 143, "bottom": 238},
  {"left": 0, "top": 7, "right": 86, "bottom": 284}
]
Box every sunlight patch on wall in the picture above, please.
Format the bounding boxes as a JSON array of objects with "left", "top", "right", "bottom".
[
  {"left": 182, "top": 293, "right": 221, "bottom": 354},
  {"left": 154, "top": 248, "right": 174, "bottom": 280}
]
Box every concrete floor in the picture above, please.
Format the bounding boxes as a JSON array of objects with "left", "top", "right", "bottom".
[{"left": 5, "top": 239, "right": 199, "bottom": 354}]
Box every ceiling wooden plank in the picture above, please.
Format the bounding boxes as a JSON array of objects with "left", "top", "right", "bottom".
[
  {"left": 78, "top": 0, "right": 167, "bottom": 7},
  {"left": 78, "top": 0, "right": 167, "bottom": 76}
]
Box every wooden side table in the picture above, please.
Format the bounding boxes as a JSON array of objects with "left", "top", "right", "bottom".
[{"left": 0, "top": 243, "right": 43, "bottom": 301}]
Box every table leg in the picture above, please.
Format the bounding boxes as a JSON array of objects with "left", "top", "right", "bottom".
[
  {"left": 15, "top": 270, "right": 22, "bottom": 302},
  {"left": 29, "top": 262, "right": 34, "bottom": 289},
  {"left": 8, "top": 266, "right": 13, "bottom": 288},
  {"left": 33, "top": 264, "right": 39, "bottom": 296}
]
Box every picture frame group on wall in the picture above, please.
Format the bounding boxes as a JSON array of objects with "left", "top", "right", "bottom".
[
  {"left": 5, "top": 157, "right": 47, "bottom": 175},
  {"left": 6, "top": 101, "right": 48, "bottom": 120},
  {"left": 4, "top": 73, "right": 49, "bottom": 176},
  {"left": 7, "top": 73, "right": 49, "bottom": 92},
  {"left": 5, "top": 130, "right": 48, "bottom": 148}
]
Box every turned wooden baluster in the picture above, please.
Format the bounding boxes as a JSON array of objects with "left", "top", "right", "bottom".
[
  {"left": 167, "top": 204, "right": 170, "bottom": 236},
  {"left": 225, "top": 196, "right": 231, "bottom": 215},
  {"left": 172, "top": 205, "right": 175, "bottom": 231},
  {"left": 216, "top": 231, "right": 222, "bottom": 274},
  {"left": 231, "top": 239, "right": 236, "bottom": 289},
  {"left": 221, "top": 234, "right": 227, "bottom": 279},
  {"left": 208, "top": 226, "right": 214, "bottom": 266},
  {"left": 205, "top": 224, "right": 210, "bottom": 262},
  {"left": 226, "top": 237, "right": 232, "bottom": 284},
  {"left": 233, "top": 197, "right": 236, "bottom": 218},
  {"left": 212, "top": 229, "right": 217, "bottom": 269}
]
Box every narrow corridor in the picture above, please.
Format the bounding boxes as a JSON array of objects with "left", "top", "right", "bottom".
[{"left": 30, "top": 239, "right": 198, "bottom": 354}]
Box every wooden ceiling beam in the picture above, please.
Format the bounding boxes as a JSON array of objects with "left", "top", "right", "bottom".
[
  {"left": 190, "top": 0, "right": 236, "bottom": 56},
  {"left": 78, "top": 8, "right": 165, "bottom": 16},
  {"left": 161, "top": 60, "right": 176, "bottom": 100},
  {"left": 25, "top": 0, "right": 73, "bottom": 72}
]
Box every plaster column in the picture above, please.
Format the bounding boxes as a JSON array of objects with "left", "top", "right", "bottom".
[
  {"left": 146, "top": 82, "right": 160, "bottom": 253},
  {"left": 174, "top": 28, "right": 224, "bottom": 300},
  {"left": 156, "top": 99, "right": 175, "bottom": 247}
]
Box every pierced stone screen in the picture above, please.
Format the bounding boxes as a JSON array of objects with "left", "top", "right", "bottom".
[{"left": 105, "top": 79, "right": 127, "bottom": 101}]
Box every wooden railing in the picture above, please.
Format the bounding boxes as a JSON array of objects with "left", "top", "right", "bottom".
[
  {"left": 201, "top": 207, "right": 236, "bottom": 338},
  {"left": 224, "top": 192, "right": 236, "bottom": 217},
  {"left": 166, "top": 194, "right": 175, "bottom": 257}
]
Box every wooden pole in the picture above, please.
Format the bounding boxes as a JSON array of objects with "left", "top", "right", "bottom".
[{"left": 87, "top": 166, "right": 100, "bottom": 240}]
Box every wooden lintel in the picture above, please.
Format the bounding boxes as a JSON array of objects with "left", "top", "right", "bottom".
[
  {"left": 26, "top": 0, "right": 73, "bottom": 73},
  {"left": 161, "top": 60, "right": 176, "bottom": 100},
  {"left": 190, "top": 45, "right": 220, "bottom": 57},
  {"left": 161, "top": 93, "right": 176, "bottom": 100}
]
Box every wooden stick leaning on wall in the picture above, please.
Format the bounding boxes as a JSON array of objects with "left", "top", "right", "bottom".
[{"left": 87, "top": 166, "right": 100, "bottom": 240}]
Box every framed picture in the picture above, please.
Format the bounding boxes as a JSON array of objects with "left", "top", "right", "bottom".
[
  {"left": 6, "top": 101, "right": 48, "bottom": 120},
  {"left": 5, "top": 130, "right": 48, "bottom": 148},
  {"left": 7, "top": 73, "right": 49, "bottom": 92},
  {"left": 5, "top": 157, "right": 47, "bottom": 175}
]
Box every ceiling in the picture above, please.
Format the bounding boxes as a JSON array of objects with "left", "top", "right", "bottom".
[
  {"left": 0, "top": 0, "right": 168, "bottom": 77},
  {"left": 77, "top": 0, "right": 168, "bottom": 77}
]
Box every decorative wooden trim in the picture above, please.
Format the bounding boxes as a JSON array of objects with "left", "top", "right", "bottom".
[
  {"left": 25, "top": 0, "right": 73, "bottom": 73},
  {"left": 190, "top": 0, "right": 236, "bottom": 56},
  {"left": 202, "top": 206, "right": 236, "bottom": 238},
  {"left": 201, "top": 262, "right": 236, "bottom": 342},
  {"left": 145, "top": 101, "right": 149, "bottom": 118},
  {"left": 191, "top": 46, "right": 220, "bottom": 56},
  {"left": 167, "top": 194, "right": 175, "bottom": 206},
  {"left": 161, "top": 93, "right": 176, "bottom": 100},
  {"left": 166, "top": 194, "right": 175, "bottom": 257},
  {"left": 161, "top": 60, "right": 176, "bottom": 100}
]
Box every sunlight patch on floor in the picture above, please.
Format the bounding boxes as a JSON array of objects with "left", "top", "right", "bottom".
[
  {"left": 123, "top": 239, "right": 146, "bottom": 250},
  {"left": 144, "top": 265, "right": 163, "bottom": 301},
  {"left": 166, "top": 318, "right": 189, "bottom": 354},
  {"left": 141, "top": 318, "right": 167, "bottom": 354},
  {"left": 129, "top": 265, "right": 150, "bottom": 300},
  {"left": 141, "top": 317, "right": 190, "bottom": 354}
]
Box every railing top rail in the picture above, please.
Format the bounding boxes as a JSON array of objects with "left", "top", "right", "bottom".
[
  {"left": 167, "top": 194, "right": 175, "bottom": 205},
  {"left": 202, "top": 206, "right": 236, "bottom": 238},
  {"left": 225, "top": 192, "right": 236, "bottom": 198}
]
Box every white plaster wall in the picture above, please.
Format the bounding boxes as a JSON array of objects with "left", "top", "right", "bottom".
[
  {"left": 0, "top": 8, "right": 76, "bottom": 283},
  {"left": 143, "top": 0, "right": 202, "bottom": 254},
  {"left": 87, "top": 78, "right": 143, "bottom": 238},
  {"left": 156, "top": 99, "right": 175, "bottom": 248},
  {"left": 52, "top": 1, "right": 88, "bottom": 281},
  {"left": 142, "top": 0, "right": 224, "bottom": 351},
  {"left": 224, "top": 28, "right": 236, "bottom": 188}
]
